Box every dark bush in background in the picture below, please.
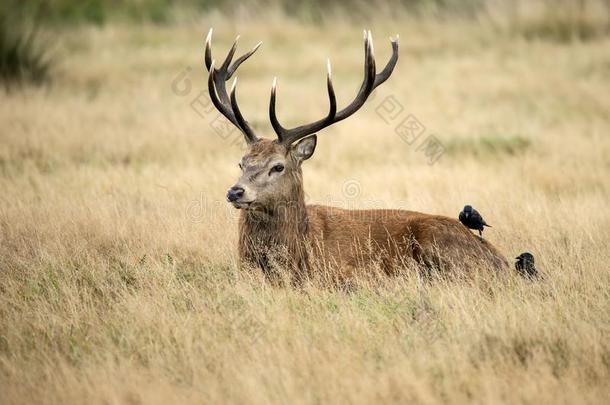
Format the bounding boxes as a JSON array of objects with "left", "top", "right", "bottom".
[{"left": 0, "top": 7, "right": 51, "bottom": 88}]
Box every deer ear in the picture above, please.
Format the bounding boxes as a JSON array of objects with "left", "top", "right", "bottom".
[{"left": 292, "top": 135, "right": 317, "bottom": 162}]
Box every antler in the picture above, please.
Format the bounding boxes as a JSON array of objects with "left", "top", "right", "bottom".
[
  {"left": 204, "top": 28, "right": 261, "bottom": 144},
  {"left": 269, "top": 30, "right": 399, "bottom": 146}
]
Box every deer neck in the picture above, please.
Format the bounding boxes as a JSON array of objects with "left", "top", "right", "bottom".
[
  {"left": 238, "top": 173, "right": 309, "bottom": 273},
  {"left": 240, "top": 178, "right": 308, "bottom": 239}
]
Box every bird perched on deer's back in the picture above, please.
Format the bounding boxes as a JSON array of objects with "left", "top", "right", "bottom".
[{"left": 459, "top": 205, "right": 491, "bottom": 237}]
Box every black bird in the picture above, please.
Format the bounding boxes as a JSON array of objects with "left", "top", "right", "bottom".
[
  {"left": 515, "top": 252, "right": 537, "bottom": 279},
  {"left": 459, "top": 205, "right": 491, "bottom": 238}
]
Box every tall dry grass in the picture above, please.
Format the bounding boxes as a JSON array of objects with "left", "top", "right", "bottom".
[{"left": 1, "top": 7, "right": 610, "bottom": 405}]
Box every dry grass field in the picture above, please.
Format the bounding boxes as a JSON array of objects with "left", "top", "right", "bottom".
[{"left": 1, "top": 3, "right": 610, "bottom": 404}]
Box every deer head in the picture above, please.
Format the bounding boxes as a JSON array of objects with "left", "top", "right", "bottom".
[{"left": 204, "top": 29, "right": 398, "bottom": 212}]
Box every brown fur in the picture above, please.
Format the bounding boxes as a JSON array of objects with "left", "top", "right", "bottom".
[{"left": 230, "top": 139, "right": 509, "bottom": 281}]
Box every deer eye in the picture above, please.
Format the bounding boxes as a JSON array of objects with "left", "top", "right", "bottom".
[
  {"left": 270, "top": 164, "right": 284, "bottom": 175},
  {"left": 238, "top": 163, "right": 243, "bottom": 170}
]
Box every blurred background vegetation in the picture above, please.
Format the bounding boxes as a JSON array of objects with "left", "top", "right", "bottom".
[
  {"left": 1, "top": 0, "right": 610, "bottom": 86},
  {"left": 1, "top": 0, "right": 608, "bottom": 27}
]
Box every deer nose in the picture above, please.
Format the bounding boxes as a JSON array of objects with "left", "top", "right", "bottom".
[{"left": 227, "top": 186, "right": 245, "bottom": 202}]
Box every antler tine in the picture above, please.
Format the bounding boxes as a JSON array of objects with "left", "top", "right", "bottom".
[
  {"left": 373, "top": 34, "right": 399, "bottom": 88},
  {"left": 230, "top": 78, "right": 258, "bottom": 143},
  {"left": 220, "top": 35, "right": 239, "bottom": 71},
  {"left": 204, "top": 29, "right": 260, "bottom": 144},
  {"left": 204, "top": 28, "right": 213, "bottom": 71},
  {"left": 333, "top": 29, "right": 376, "bottom": 121},
  {"left": 326, "top": 58, "right": 337, "bottom": 120},
  {"left": 228, "top": 41, "right": 262, "bottom": 79},
  {"left": 270, "top": 31, "right": 398, "bottom": 145},
  {"left": 269, "top": 77, "right": 282, "bottom": 137}
]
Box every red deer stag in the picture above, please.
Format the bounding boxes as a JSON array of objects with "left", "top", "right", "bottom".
[{"left": 204, "top": 29, "right": 509, "bottom": 281}]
